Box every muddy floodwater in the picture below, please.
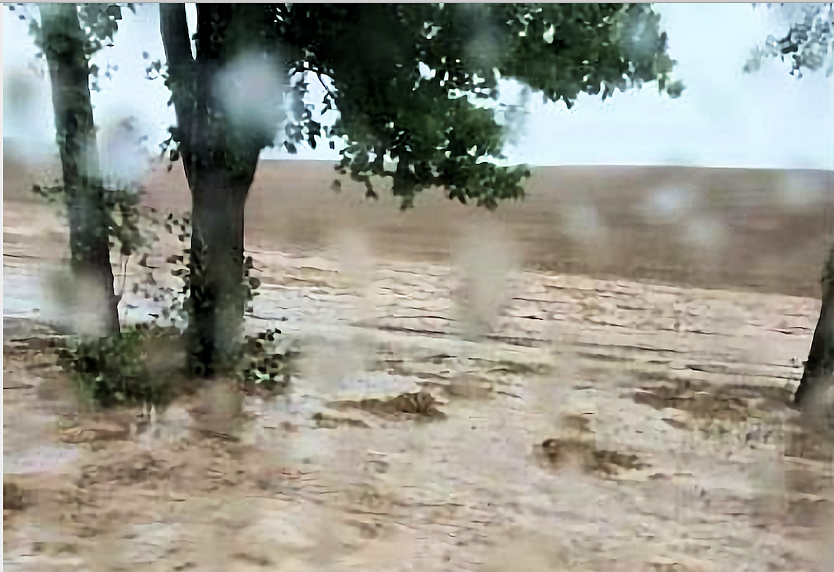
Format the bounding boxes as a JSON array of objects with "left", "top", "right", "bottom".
[{"left": 4, "top": 163, "right": 834, "bottom": 571}]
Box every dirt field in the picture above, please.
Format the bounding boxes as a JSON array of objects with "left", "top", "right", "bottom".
[
  {"left": 6, "top": 155, "right": 834, "bottom": 298},
  {"left": 4, "top": 158, "right": 834, "bottom": 571}
]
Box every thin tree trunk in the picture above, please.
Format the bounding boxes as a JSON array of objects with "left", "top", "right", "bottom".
[
  {"left": 40, "top": 3, "right": 120, "bottom": 336},
  {"left": 795, "top": 241, "right": 834, "bottom": 408}
]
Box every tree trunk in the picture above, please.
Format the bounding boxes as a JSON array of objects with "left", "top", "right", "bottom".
[
  {"left": 185, "top": 168, "right": 250, "bottom": 376},
  {"left": 161, "top": 3, "right": 267, "bottom": 377},
  {"left": 795, "top": 241, "right": 834, "bottom": 408},
  {"left": 40, "top": 3, "right": 120, "bottom": 336}
]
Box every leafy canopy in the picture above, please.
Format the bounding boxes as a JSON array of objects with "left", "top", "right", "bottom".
[
  {"left": 745, "top": 3, "right": 833, "bottom": 77},
  {"left": 277, "top": 3, "right": 682, "bottom": 209},
  {"left": 165, "top": 4, "right": 682, "bottom": 209},
  {"left": 11, "top": 2, "right": 136, "bottom": 91}
]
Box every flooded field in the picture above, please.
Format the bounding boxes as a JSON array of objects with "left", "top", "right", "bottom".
[{"left": 4, "top": 162, "right": 834, "bottom": 570}]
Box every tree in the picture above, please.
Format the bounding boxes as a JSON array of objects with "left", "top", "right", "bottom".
[
  {"left": 21, "top": 3, "right": 135, "bottom": 336},
  {"left": 746, "top": 3, "right": 834, "bottom": 407},
  {"left": 745, "top": 3, "right": 833, "bottom": 77},
  {"left": 159, "top": 3, "right": 683, "bottom": 376}
]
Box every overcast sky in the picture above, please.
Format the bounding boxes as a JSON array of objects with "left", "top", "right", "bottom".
[{"left": 4, "top": 3, "right": 833, "bottom": 171}]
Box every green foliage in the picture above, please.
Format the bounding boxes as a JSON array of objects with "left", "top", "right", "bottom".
[
  {"left": 238, "top": 328, "right": 298, "bottom": 392},
  {"left": 161, "top": 3, "right": 682, "bottom": 210},
  {"left": 128, "top": 213, "right": 262, "bottom": 326},
  {"left": 57, "top": 321, "right": 294, "bottom": 409},
  {"left": 57, "top": 324, "right": 170, "bottom": 408},
  {"left": 277, "top": 3, "right": 682, "bottom": 209},
  {"left": 125, "top": 212, "right": 286, "bottom": 389},
  {"left": 23, "top": 3, "right": 134, "bottom": 55},
  {"left": 11, "top": 3, "right": 135, "bottom": 91},
  {"left": 52, "top": 205, "right": 292, "bottom": 407},
  {"left": 745, "top": 3, "right": 833, "bottom": 76},
  {"left": 34, "top": 182, "right": 152, "bottom": 261}
]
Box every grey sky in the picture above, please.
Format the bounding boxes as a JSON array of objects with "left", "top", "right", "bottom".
[{"left": 4, "top": 3, "right": 833, "bottom": 171}]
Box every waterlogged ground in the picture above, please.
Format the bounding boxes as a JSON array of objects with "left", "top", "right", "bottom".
[
  {"left": 5, "top": 242, "right": 834, "bottom": 571},
  {"left": 4, "top": 187, "right": 834, "bottom": 570}
]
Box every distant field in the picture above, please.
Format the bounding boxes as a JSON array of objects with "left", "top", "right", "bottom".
[{"left": 4, "top": 151, "right": 834, "bottom": 298}]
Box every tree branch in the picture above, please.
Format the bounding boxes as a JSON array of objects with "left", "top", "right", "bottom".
[
  {"left": 160, "top": 3, "right": 192, "bottom": 69},
  {"left": 160, "top": 3, "right": 207, "bottom": 180},
  {"left": 315, "top": 71, "right": 337, "bottom": 104},
  {"left": 159, "top": 4, "right": 195, "bottom": 138}
]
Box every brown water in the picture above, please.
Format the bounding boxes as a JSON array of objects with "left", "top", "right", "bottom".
[
  {"left": 4, "top": 167, "right": 834, "bottom": 571},
  {"left": 5, "top": 248, "right": 834, "bottom": 571}
]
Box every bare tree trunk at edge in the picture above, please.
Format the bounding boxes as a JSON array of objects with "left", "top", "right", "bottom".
[{"left": 795, "top": 241, "right": 834, "bottom": 410}]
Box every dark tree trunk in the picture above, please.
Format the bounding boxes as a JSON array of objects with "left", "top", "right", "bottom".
[
  {"left": 184, "top": 166, "right": 251, "bottom": 376},
  {"left": 40, "top": 3, "right": 120, "bottom": 336},
  {"left": 161, "top": 3, "right": 265, "bottom": 376},
  {"left": 795, "top": 242, "right": 834, "bottom": 408}
]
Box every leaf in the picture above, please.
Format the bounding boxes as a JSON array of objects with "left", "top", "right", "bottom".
[{"left": 106, "top": 5, "right": 122, "bottom": 20}]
